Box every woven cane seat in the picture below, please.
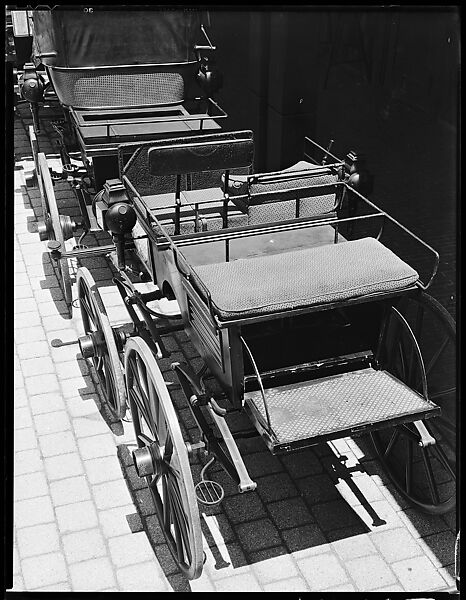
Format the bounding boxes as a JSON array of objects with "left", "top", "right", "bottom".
[{"left": 191, "top": 237, "right": 419, "bottom": 321}]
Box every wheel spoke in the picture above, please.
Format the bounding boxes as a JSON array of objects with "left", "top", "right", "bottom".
[
  {"left": 168, "top": 473, "right": 192, "bottom": 564},
  {"left": 129, "top": 385, "right": 152, "bottom": 435},
  {"left": 405, "top": 438, "right": 413, "bottom": 495},
  {"left": 421, "top": 448, "right": 440, "bottom": 505},
  {"left": 384, "top": 427, "right": 400, "bottom": 458},
  {"left": 162, "top": 475, "right": 171, "bottom": 531},
  {"left": 431, "top": 442, "right": 456, "bottom": 481},
  {"left": 425, "top": 336, "right": 450, "bottom": 377}
]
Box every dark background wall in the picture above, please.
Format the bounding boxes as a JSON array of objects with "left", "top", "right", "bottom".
[{"left": 210, "top": 8, "right": 459, "bottom": 318}]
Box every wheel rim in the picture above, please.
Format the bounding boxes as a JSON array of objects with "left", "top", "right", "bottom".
[
  {"left": 77, "top": 267, "right": 126, "bottom": 419},
  {"left": 124, "top": 337, "right": 203, "bottom": 580},
  {"left": 37, "top": 151, "right": 73, "bottom": 308},
  {"left": 371, "top": 294, "right": 456, "bottom": 514}
]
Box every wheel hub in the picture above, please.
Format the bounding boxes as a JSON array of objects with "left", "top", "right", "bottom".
[
  {"left": 78, "top": 331, "right": 106, "bottom": 359},
  {"left": 133, "top": 443, "right": 163, "bottom": 478}
]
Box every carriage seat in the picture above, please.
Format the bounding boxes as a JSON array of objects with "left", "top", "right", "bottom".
[
  {"left": 190, "top": 237, "right": 419, "bottom": 321},
  {"left": 223, "top": 160, "right": 340, "bottom": 225}
]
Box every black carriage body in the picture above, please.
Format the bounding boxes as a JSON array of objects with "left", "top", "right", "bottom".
[
  {"left": 120, "top": 131, "right": 442, "bottom": 456},
  {"left": 31, "top": 7, "right": 224, "bottom": 187}
]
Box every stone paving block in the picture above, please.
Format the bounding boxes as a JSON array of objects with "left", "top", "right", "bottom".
[
  {"left": 13, "top": 544, "right": 20, "bottom": 576},
  {"left": 62, "top": 528, "right": 107, "bottom": 564},
  {"left": 398, "top": 508, "right": 450, "bottom": 539},
  {"left": 297, "top": 472, "right": 342, "bottom": 505},
  {"left": 50, "top": 475, "right": 92, "bottom": 507},
  {"left": 26, "top": 374, "right": 60, "bottom": 398},
  {"left": 33, "top": 286, "right": 64, "bottom": 304},
  {"left": 16, "top": 522, "right": 60, "bottom": 559},
  {"left": 14, "top": 371, "right": 25, "bottom": 390},
  {"left": 20, "top": 356, "right": 55, "bottom": 378},
  {"left": 14, "top": 284, "right": 34, "bottom": 299},
  {"left": 391, "top": 555, "right": 447, "bottom": 591},
  {"left": 264, "top": 576, "right": 310, "bottom": 592},
  {"left": 77, "top": 433, "right": 117, "bottom": 460},
  {"left": 14, "top": 448, "right": 44, "bottom": 476},
  {"left": 331, "top": 532, "right": 378, "bottom": 561},
  {"left": 93, "top": 479, "right": 134, "bottom": 510},
  {"left": 55, "top": 360, "right": 89, "bottom": 382},
  {"left": 282, "top": 523, "right": 328, "bottom": 555},
  {"left": 311, "top": 499, "right": 363, "bottom": 532},
  {"left": 72, "top": 414, "right": 111, "bottom": 438},
  {"left": 14, "top": 471, "right": 49, "bottom": 501},
  {"left": 345, "top": 498, "right": 404, "bottom": 532},
  {"left": 45, "top": 452, "right": 84, "bottom": 481},
  {"left": 16, "top": 340, "right": 51, "bottom": 360},
  {"left": 38, "top": 300, "right": 70, "bottom": 317},
  {"left": 69, "top": 556, "right": 117, "bottom": 591},
  {"left": 335, "top": 472, "right": 385, "bottom": 507},
  {"left": 14, "top": 427, "right": 38, "bottom": 452},
  {"left": 14, "top": 298, "right": 41, "bottom": 315},
  {"left": 201, "top": 513, "right": 236, "bottom": 548},
  {"left": 30, "top": 392, "right": 66, "bottom": 415},
  {"left": 202, "top": 542, "right": 250, "bottom": 581},
  {"left": 134, "top": 488, "right": 155, "bottom": 517},
  {"left": 56, "top": 500, "right": 99, "bottom": 534},
  {"left": 144, "top": 514, "right": 167, "bottom": 545},
  {"left": 346, "top": 554, "right": 397, "bottom": 591},
  {"left": 255, "top": 472, "right": 299, "bottom": 503},
  {"left": 34, "top": 409, "right": 71, "bottom": 435},
  {"left": 84, "top": 455, "right": 124, "bottom": 485},
  {"left": 241, "top": 451, "right": 284, "bottom": 480},
  {"left": 108, "top": 532, "right": 155, "bottom": 568},
  {"left": 297, "top": 551, "right": 349, "bottom": 591},
  {"left": 250, "top": 547, "right": 299, "bottom": 583},
  {"left": 15, "top": 495, "right": 55, "bottom": 528},
  {"left": 14, "top": 406, "right": 33, "bottom": 430},
  {"left": 370, "top": 527, "right": 425, "bottom": 563},
  {"left": 268, "top": 497, "right": 315, "bottom": 530},
  {"left": 98, "top": 504, "right": 137, "bottom": 539},
  {"left": 61, "top": 375, "right": 95, "bottom": 398},
  {"left": 21, "top": 552, "right": 68, "bottom": 590},
  {"left": 38, "top": 430, "right": 78, "bottom": 457},
  {"left": 116, "top": 561, "right": 170, "bottom": 592},
  {"left": 419, "top": 530, "right": 457, "bottom": 568},
  {"left": 151, "top": 542, "right": 180, "bottom": 576},
  {"left": 222, "top": 492, "right": 267, "bottom": 525},
  {"left": 214, "top": 572, "right": 262, "bottom": 592},
  {"left": 15, "top": 325, "right": 46, "bottom": 344},
  {"left": 236, "top": 518, "right": 281, "bottom": 553}
]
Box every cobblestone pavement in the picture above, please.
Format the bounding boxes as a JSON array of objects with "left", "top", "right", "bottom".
[{"left": 11, "top": 102, "right": 457, "bottom": 593}]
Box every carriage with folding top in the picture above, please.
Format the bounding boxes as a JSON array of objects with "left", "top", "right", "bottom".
[{"left": 19, "top": 6, "right": 456, "bottom": 582}]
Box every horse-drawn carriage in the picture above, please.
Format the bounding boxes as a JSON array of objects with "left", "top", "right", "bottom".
[{"left": 18, "top": 6, "right": 456, "bottom": 582}]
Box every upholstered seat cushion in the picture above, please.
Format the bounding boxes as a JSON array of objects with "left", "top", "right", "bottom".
[{"left": 191, "top": 237, "right": 419, "bottom": 321}]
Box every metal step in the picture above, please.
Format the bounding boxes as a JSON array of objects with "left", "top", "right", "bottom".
[{"left": 244, "top": 368, "right": 439, "bottom": 454}]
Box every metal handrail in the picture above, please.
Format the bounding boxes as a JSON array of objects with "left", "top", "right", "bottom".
[{"left": 240, "top": 336, "right": 273, "bottom": 435}]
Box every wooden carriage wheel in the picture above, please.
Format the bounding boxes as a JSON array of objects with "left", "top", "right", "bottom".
[
  {"left": 77, "top": 267, "right": 127, "bottom": 420},
  {"left": 124, "top": 337, "right": 203, "bottom": 580},
  {"left": 37, "top": 152, "right": 73, "bottom": 310},
  {"left": 371, "top": 293, "right": 456, "bottom": 514}
]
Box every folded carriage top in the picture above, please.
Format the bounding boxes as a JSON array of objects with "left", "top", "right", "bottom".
[{"left": 33, "top": 7, "right": 207, "bottom": 68}]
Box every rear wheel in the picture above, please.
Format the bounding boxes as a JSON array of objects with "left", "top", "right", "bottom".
[{"left": 371, "top": 293, "right": 456, "bottom": 514}]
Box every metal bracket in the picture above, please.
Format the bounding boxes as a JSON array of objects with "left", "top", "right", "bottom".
[
  {"left": 413, "top": 420, "right": 436, "bottom": 447},
  {"left": 207, "top": 402, "right": 257, "bottom": 494}
]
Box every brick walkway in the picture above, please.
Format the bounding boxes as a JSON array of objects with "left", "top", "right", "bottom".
[{"left": 11, "top": 102, "right": 456, "bottom": 593}]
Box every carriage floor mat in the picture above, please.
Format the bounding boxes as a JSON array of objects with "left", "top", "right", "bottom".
[{"left": 244, "top": 368, "right": 438, "bottom": 453}]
